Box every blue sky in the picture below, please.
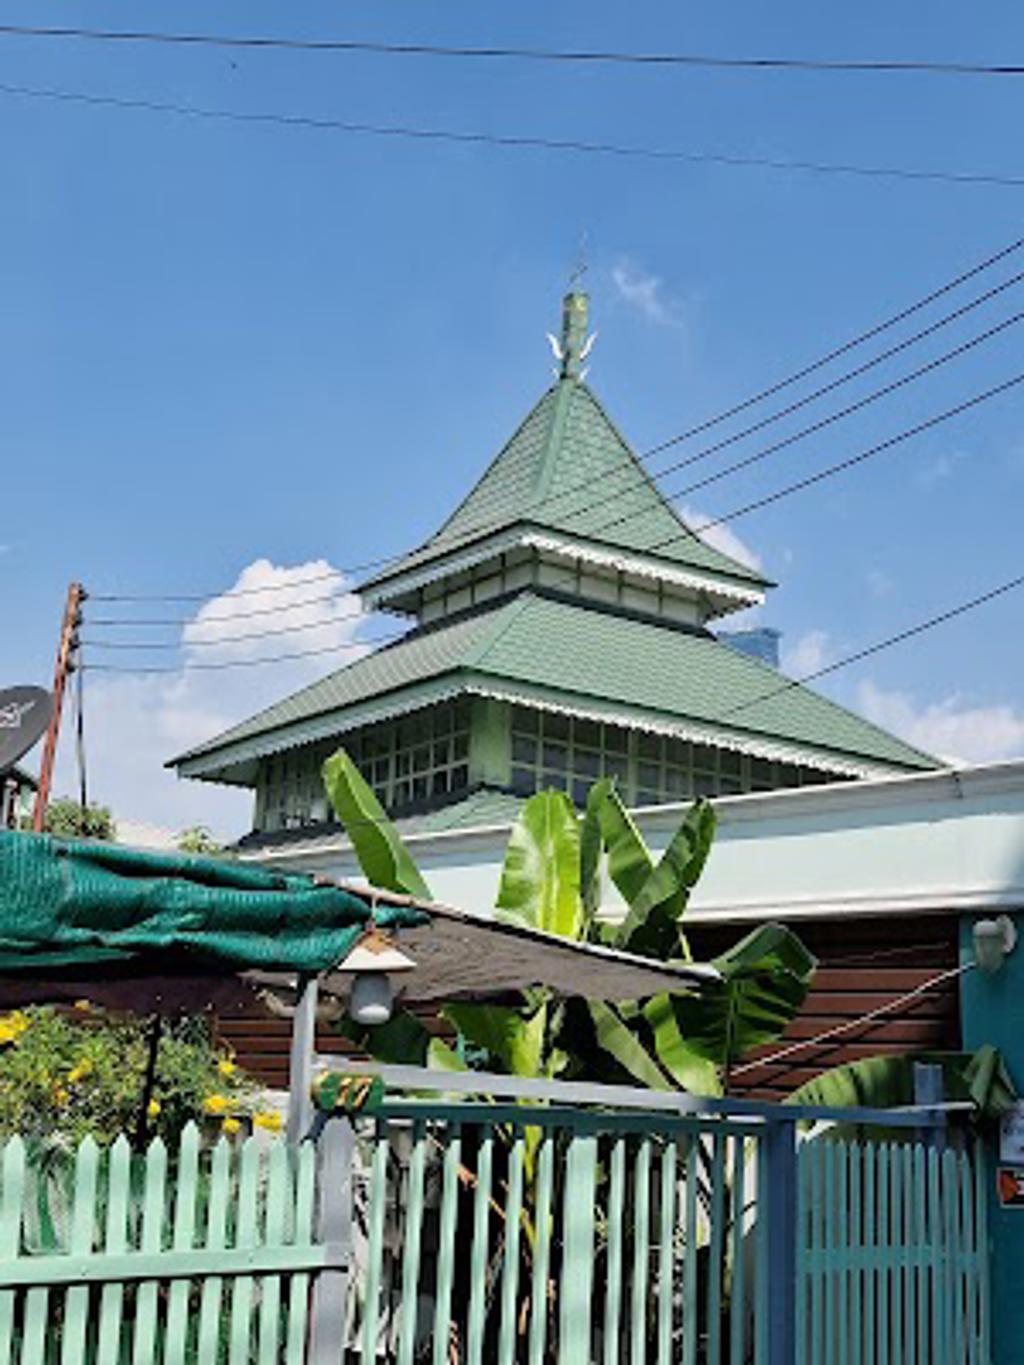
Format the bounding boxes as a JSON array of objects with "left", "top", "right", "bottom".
[{"left": 2, "top": 1, "right": 1023, "bottom": 836}]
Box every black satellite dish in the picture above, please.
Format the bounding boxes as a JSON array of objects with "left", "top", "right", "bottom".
[{"left": 0, "top": 687, "right": 53, "bottom": 776}]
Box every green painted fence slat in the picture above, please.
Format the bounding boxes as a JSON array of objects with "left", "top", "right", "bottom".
[
  {"left": 890, "top": 1141, "right": 903, "bottom": 1365},
  {"left": 795, "top": 1140, "right": 807, "bottom": 1365},
  {"left": 809, "top": 1141, "right": 824, "bottom": 1365},
  {"left": 131, "top": 1136, "right": 167, "bottom": 1365},
  {"left": 432, "top": 1126, "right": 461, "bottom": 1365},
  {"left": 0, "top": 1139, "right": 25, "bottom": 1365},
  {"left": 838, "top": 1142, "right": 850, "bottom": 1365},
  {"left": 630, "top": 1138, "right": 652, "bottom": 1365},
  {"left": 59, "top": 1136, "right": 98, "bottom": 1365},
  {"left": 527, "top": 1135, "right": 554, "bottom": 1365},
  {"left": 396, "top": 1125, "right": 427, "bottom": 1365},
  {"left": 195, "top": 1138, "right": 231, "bottom": 1365},
  {"left": 286, "top": 1141, "right": 317, "bottom": 1365},
  {"left": 906, "top": 1141, "right": 922, "bottom": 1365},
  {"left": 850, "top": 1143, "right": 863, "bottom": 1365},
  {"left": 95, "top": 1137, "right": 131, "bottom": 1365},
  {"left": 361, "top": 1130, "right": 391, "bottom": 1365},
  {"left": 683, "top": 1136, "right": 700, "bottom": 1365},
  {"left": 731, "top": 1138, "right": 748, "bottom": 1365},
  {"left": 559, "top": 1134, "right": 597, "bottom": 1365},
  {"left": 228, "top": 1136, "right": 261, "bottom": 1365},
  {"left": 706, "top": 1132, "right": 726, "bottom": 1365},
  {"left": 825, "top": 1141, "right": 838, "bottom": 1365},
  {"left": 603, "top": 1137, "right": 626, "bottom": 1365},
  {"left": 497, "top": 1136, "right": 524, "bottom": 1365},
  {"left": 966, "top": 1152, "right": 983, "bottom": 1365},
  {"left": 945, "top": 1151, "right": 966, "bottom": 1365},
  {"left": 974, "top": 1140, "right": 991, "bottom": 1365},
  {"left": 912, "top": 1144, "right": 928, "bottom": 1365},
  {"left": 466, "top": 1130, "right": 494, "bottom": 1365},
  {"left": 163, "top": 1124, "right": 200, "bottom": 1365},
  {"left": 258, "top": 1139, "right": 290, "bottom": 1365},
  {"left": 927, "top": 1147, "right": 942, "bottom": 1365},
  {"left": 656, "top": 1140, "right": 676, "bottom": 1365},
  {"left": 878, "top": 1143, "right": 891, "bottom": 1365}
]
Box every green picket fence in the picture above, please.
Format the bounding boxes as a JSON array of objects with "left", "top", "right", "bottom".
[
  {"left": 796, "top": 1138, "right": 990, "bottom": 1365},
  {"left": 0, "top": 1106, "right": 990, "bottom": 1363},
  {"left": 0, "top": 1125, "right": 332, "bottom": 1364}
]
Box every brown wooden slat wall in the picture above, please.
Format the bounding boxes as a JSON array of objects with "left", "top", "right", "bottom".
[
  {"left": 687, "top": 912, "right": 962, "bottom": 1101},
  {"left": 219, "top": 912, "right": 962, "bottom": 1102}
]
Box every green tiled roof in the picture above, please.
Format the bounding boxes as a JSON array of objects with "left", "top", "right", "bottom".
[
  {"left": 173, "top": 593, "right": 936, "bottom": 777},
  {"left": 361, "top": 378, "right": 769, "bottom": 594}
]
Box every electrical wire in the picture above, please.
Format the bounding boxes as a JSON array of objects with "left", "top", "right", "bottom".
[
  {"left": 717, "top": 571, "right": 1024, "bottom": 720},
  {"left": 4, "top": 80, "right": 1024, "bottom": 190},
  {"left": 83, "top": 620, "right": 403, "bottom": 650},
  {"left": 83, "top": 365, "right": 1024, "bottom": 663},
  {"left": 89, "top": 233, "right": 1024, "bottom": 606},
  {"left": 88, "top": 300, "right": 1024, "bottom": 651},
  {"left": 1, "top": 23, "right": 1023, "bottom": 78},
  {"left": 729, "top": 961, "right": 973, "bottom": 1078}
]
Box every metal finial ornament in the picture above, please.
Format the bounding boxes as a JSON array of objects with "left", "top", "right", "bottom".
[{"left": 568, "top": 229, "right": 589, "bottom": 291}]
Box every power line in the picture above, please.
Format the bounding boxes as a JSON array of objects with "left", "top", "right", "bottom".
[
  {"left": 649, "top": 366, "right": 1024, "bottom": 549},
  {"left": 718, "top": 570, "right": 1024, "bottom": 721},
  {"left": 83, "top": 620, "right": 400, "bottom": 650},
  {"left": 167, "top": 302, "right": 1024, "bottom": 646},
  {"left": 89, "top": 233, "right": 1024, "bottom": 607},
  {"left": 592, "top": 306, "right": 1024, "bottom": 538},
  {"left": 84, "top": 362, "right": 1024, "bottom": 674},
  {"left": 84, "top": 627, "right": 410, "bottom": 673},
  {"left": 4, "top": 79, "right": 1024, "bottom": 190},
  {"left": 1, "top": 23, "right": 1022, "bottom": 78}
]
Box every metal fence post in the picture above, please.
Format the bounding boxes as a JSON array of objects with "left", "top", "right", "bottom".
[
  {"left": 286, "top": 974, "right": 319, "bottom": 1143},
  {"left": 764, "top": 1117, "right": 798, "bottom": 1365},
  {"left": 309, "top": 1116, "right": 354, "bottom": 1364}
]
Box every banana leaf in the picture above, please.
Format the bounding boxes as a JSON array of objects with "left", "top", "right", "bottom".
[
  {"left": 670, "top": 923, "right": 816, "bottom": 1073},
  {"left": 495, "top": 791, "right": 583, "bottom": 939},
  {"left": 785, "top": 1044, "right": 1016, "bottom": 1121},
  {"left": 336, "top": 1008, "right": 464, "bottom": 1071},
  {"left": 322, "top": 749, "right": 432, "bottom": 899},
  {"left": 609, "top": 796, "right": 715, "bottom": 961},
  {"left": 443, "top": 1002, "right": 548, "bottom": 1077}
]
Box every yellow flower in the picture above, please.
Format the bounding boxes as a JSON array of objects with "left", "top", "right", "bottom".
[
  {"left": 73, "top": 999, "right": 92, "bottom": 1013},
  {"left": 253, "top": 1110, "right": 282, "bottom": 1134},
  {"left": 203, "top": 1094, "right": 231, "bottom": 1116},
  {"left": 0, "top": 1012, "right": 29, "bottom": 1046},
  {"left": 217, "top": 1059, "right": 236, "bottom": 1079},
  {"left": 53, "top": 1088, "right": 69, "bottom": 1107},
  {"left": 68, "top": 1059, "right": 94, "bottom": 1085},
  {"left": 222, "top": 1116, "right": 242, "bottom": 1136},
  {"left": 147, "top": 1099, "right": 161, "bottom": 1120}
]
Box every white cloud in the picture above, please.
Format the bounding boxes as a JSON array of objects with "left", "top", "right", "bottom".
[
  {"left": 857, "top": 680, "right": 1024, "bottom": 765},
  {"left": 611, "top": 259, "right": 680, "bottom": 326},
  {"left": 916, "top": 449, "right": 969, "bottom": 489},
  {"left": 676, "top": 503, "right": 762, "bottom": 571},
  {"left": 781, "top": 630, "right": 833, "bottom": 678},
  {"left": 865, "top": 567, "right": 892, "bottom": 598},
  {"left": 55, "top": 559, "right": 380, "bottom": 841}
]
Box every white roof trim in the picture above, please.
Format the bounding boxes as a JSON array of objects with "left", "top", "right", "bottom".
[
  {"left": 521, "top": 533, "right": 765, "bottom": 609},
  {"left": 363, "top": 523, "right": 764, "bottom": 610}
]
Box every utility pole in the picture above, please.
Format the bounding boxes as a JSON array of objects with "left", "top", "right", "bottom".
[{"left": 32, "top": 581, "right": 86, "bottom": 832}]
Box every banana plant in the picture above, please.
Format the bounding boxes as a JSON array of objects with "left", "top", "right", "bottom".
[{"left": 322, "top": 749, "right": 815, "bottom": 1097}]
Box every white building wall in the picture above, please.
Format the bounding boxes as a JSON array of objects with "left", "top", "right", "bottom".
[{"left": 241, "top": 761, "right": 1024, "bottom": 925}]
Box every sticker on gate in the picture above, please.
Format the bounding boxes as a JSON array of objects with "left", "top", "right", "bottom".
[{"left": 996, "top": 1166, "right": 1024, "bottom": 1208}]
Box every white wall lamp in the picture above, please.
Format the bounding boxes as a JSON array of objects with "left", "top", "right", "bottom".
[
  {"left": 338, "top": 928, "right": 416, "bottom": 1026},
  {"left": 972, "top": 915, "right": 1018, "bottom": 975}
]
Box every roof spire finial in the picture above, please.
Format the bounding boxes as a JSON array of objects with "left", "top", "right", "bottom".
[{"left": 546, "top": 233, "right": 597, "bottom": 382}]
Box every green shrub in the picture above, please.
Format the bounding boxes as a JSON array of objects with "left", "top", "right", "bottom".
[{"left": 0, "top": 1006, "right": 262, "bottom": 1146}]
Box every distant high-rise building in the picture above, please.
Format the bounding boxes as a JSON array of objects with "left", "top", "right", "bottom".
[{"left": 718, "top": 628, "right": 781, "bottom": 669}]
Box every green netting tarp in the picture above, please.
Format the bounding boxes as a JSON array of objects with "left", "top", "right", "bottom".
[{"left": 0, "top": 832, "right": 424, "bottom": 974}]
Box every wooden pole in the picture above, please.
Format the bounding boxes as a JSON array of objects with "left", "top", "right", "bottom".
[{"left": 32, "top": 581, "right": 85, "bottom": 832}]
